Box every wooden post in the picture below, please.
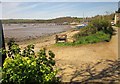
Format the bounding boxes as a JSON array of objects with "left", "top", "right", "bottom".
[
  {"left": 65, "top": 35, "right": 67, "bottom": 42},
  {"left": 56, "top": 35, "right": 58, "bottom": 43}
]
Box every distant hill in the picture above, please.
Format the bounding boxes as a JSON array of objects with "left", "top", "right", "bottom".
[
  {"left": 2, "top": 17, "right": 83, "bottom": 24},
  {"left": 91, "top": 13, "right": 115, "bottom": 22},
  {"left": 2, "top": 14, "right": 115, "bottom": 24}
]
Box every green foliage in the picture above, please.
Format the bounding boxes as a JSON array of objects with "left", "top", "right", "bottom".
[
  {"left": 75, "top": 31, "right": 111, "bottom": 44},
  {"left": 73, "top": 18, "right": 113, "bottom": 44},
  {"left": 74, "top": 19, "right": 113, "bottom": 40},
  {"left": 116, "top": 8, "right": 120, "bottom": 13},
  {"left": 56, "top": 18, "right": 113, "bottom": 46},
  {"left": 56, "top": 31, "right": 111, "bottom": 46},
  {"left": 55, "top": 42, "right": 74, "bottom": 46},
  {"left": 2, "top": 41, "right": 59, "bottom": 84},
  {"left": 116, "top": 24, "right": 120, "bottom": 27},
  {"left": 91, "top": 18, "right": 114, "bottom": 35},
  {"left": 74, "top": 24, "right": 97, "bottom": 38}
]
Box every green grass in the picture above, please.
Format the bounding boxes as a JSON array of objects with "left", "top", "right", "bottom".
[
  {"left": 55, "top": 31, "right": 111, "bottom": 46},
  {"left": 115, "top": 24, "right": 120, "bottom": 28}
]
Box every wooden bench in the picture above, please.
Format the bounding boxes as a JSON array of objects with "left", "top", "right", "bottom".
[{"left": 55, "top": 34, "right": 67, "bottom": 43}]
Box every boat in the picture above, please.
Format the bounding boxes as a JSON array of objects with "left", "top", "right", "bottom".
[{"left": 76, "top": 23, "right": 87, "bottom": 29}]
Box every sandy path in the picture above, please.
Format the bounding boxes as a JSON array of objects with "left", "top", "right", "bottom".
[
  {"left": 19, "top": 27, "right": 118, "bottom": 82},
  {"left": 47, "top": 27, "right": 118, "bottom": 66},
  {"left": 48, "top": 27, "right": 118, "bottom": 82}
]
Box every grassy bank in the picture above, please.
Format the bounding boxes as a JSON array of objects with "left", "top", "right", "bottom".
[
  {"left": 56, "top": 31, "right": 111, "bottom": 46},
  {"left": 56, "top": 18, "right": 114, "bottom": 46}
]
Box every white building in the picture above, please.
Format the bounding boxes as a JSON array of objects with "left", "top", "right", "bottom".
[{"left": 114, "top": 13, "right": 120, "bottom": 24}]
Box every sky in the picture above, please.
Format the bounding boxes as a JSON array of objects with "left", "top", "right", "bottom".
[
  {"left": 1, "top": 2, "right": 118, "bottom": 19},
  {"left": 1, "top": 0, "right": 120, "bottom": 2}
]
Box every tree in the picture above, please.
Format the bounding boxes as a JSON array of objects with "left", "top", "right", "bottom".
[{"left": 116, "top": 8, "right": 120, "bottom": 13}]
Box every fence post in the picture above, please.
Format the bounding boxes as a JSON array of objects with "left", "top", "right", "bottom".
[
  {"left": 65, "top": 35, "right": 67, "bottom": 42},
  {"left": 56, "top": 35, "right": 58, "bottom": 43}
]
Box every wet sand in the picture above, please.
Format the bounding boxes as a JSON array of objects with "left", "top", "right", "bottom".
[{"left": 3, "top": 23, "right": 72, "bottom": 42}]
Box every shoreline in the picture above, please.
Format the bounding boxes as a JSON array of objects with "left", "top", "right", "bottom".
[
  {"left": 3, "top": 23, "right": 73, "bottom": 44},
  {"left": 5, "top": 29, "right": 70, "bottom": 44},
  {"left": 13, "top": 28, "right": 78, "bottom": 49}
]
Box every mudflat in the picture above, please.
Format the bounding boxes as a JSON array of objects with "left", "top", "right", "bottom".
[{"left": 3, "top": 23, "right": 71, "bottom": 41}]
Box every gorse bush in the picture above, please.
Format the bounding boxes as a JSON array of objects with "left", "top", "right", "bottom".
[
  {"left": 74, "top": 24, "right": 97, "bottom": 39},
  {"left": 91, "top": 19, "right": 114, "bottom": 35},
  {"left": 74, "top": 19, "right": 113, "bottom": 40},
  {"left": 2, "top": 40, "right": 59, "bottom": 84},
  {"left": 73, "top": 18, "right": 114, "bottom": 44}
]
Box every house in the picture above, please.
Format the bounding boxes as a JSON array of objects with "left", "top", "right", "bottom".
[{"left": 114, "top": 13, "right": 120, "bottom": 24}]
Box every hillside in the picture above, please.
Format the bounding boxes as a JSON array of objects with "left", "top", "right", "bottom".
[
  {"left": 2, "top": 13, "right": 115, "bottom": 24},
  {"left": 2, "top": 17, "right": 83, "bottom": 24}
]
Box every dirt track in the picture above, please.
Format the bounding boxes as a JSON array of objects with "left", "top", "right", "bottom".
[
  {"left": 19, "top": 27, "right": 118, "bottom": 82},
  {"left": 48, "top": 27, "right": 118, "bottom": 66},
  {"left": 49, "top": 27, "right": 118, "bottom": 82}
]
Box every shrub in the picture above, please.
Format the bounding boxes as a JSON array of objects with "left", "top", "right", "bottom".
[
  {"left": 74, "top": 24, "right": 97, "bottom": 40},
  {"left": 91, "top": 18, "right": 114, "bottom": 35},
  {"left": 2, "top": 41, "right": 59, "bottom": 84},
  {"left": 116, "top": 24, "right": 120, "bottom": 27},
  {"left": 73, "top": 18, "right": 113, "bottom": 44}
]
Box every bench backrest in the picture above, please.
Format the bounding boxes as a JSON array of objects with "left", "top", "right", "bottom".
[{"left": 56, "top": 34, "right": 67, "bottom": 43}]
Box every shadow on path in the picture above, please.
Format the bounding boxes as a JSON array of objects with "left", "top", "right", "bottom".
[{"left": 70, "top": 60, "right": 120, "bottom": 84}]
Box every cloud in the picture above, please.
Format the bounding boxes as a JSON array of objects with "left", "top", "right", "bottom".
[
  {"left": 2, "top": 2, "right": 75, "bottom": 19},
  {"left": 2, "top": 2, "right": 117, "bottom": 19},
  {"left": 2, "top": 2, "right": 42, "bottom": 19},
  {"left": 2, "top": 2, "right": 39, "bottom": 14}
]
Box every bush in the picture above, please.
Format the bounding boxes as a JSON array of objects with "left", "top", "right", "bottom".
[
  {"left": 74, "top": 24, "right": 97, "bottom": 40},
  {"left": 115, "top": 21, "right": 120, "bottom": 27},
  {"left": 73, "top": 18, "right": 113, "bottom": 44},
  {"left": 91, "top": 18, "right": 113, "bottom": 35},
  {"left": 2, "top": 41, "right": 59, "bottom": 84}
]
